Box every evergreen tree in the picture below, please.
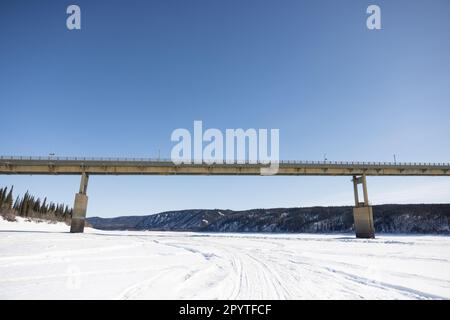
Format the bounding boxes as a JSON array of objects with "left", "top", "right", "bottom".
[
  {"left": 0, "top": 187, "right": 4, "bottom": 208},
  {"left": 5, "top": 186, "right": 13, "bottom": 209},
  {"left": 1, "top": 185, "right": 72, "bottom": 223},
  {"left": 0, "top": 187, "right": 4, "bottom": 206},
  {"left": 13, "top": 196, "right": 20, "bottom": 210},
  {"left": 40, "top": 197, "right": 47, "bottom": 213}
]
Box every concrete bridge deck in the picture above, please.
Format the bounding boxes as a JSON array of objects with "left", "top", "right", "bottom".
[{"left": 1, "top": 156, "right": 449, "bottom": 176}]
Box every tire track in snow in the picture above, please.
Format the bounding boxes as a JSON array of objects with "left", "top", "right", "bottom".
[{"left": 2, "top": 225, "right": 450, "bottom": 299}]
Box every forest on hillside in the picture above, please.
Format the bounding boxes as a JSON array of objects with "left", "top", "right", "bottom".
[
  {"left": 88, "top": 204, "right": 450, "bottom": 234},
  {"left": 0, "top": 186, "right": 72, "bottom": 224}
]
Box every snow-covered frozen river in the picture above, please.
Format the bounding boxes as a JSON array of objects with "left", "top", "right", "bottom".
[{"left": 1, "top": 218, "right": 449, "bottom": 299}]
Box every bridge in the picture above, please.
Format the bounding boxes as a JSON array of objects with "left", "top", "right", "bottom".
[{"left": 1, "top": 156, "right": 449, "bottom": 238}]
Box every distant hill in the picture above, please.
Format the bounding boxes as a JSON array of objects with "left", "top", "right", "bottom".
[{"left": 88, "top": 204, "right": 450, "bottom": 234}]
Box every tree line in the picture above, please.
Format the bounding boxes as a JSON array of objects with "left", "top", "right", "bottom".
[{"left": 0, "top": 186, "right": 72, "bottom": 223}]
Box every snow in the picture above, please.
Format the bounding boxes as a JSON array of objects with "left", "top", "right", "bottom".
[{"left": 1, "top": 217, "right": 450, "bottom": 300}]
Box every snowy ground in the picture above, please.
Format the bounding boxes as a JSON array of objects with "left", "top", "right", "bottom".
[{"left": 1, "top": 218, "right": 449, "bottom": 300}]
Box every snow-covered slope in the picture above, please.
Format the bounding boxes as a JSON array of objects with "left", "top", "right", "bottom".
[{"left": 1, "top": 218, "right": 449, "bottom": 299}]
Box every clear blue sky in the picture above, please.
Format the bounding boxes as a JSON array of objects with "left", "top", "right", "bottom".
[{"left": 1, "top": 0, "right": 449, "bottom": 217}]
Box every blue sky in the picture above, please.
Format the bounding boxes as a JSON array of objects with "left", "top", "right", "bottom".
[{"left": 1, "top": 0, "right": 449, "bottom": 217}]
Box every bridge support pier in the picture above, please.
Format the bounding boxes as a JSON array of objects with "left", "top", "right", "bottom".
[
  {"left": 352, "top": 174, "right": 375, "bottom": 239},
  {"left": 70, "top": 173, "right": 89, "bottom": 233}
]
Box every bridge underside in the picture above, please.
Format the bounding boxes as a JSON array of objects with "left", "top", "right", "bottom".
[
  {"left": 1, "top": 162, "right": 449, "bottom": 176},
  {"left": 67, "top": 172, "right": 377, "bottom": 238},
  {"left": 1, "top": 157, "right": 449, "bottom": 176}
]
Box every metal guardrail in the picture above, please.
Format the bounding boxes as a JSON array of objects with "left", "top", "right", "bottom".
[{"left": 0, "top": 156, "right": 449, "bottom": 167}]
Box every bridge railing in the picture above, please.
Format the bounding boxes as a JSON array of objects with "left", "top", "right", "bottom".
[{"left": 0, "top": 156, "right": 449, "bottom": 167}]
